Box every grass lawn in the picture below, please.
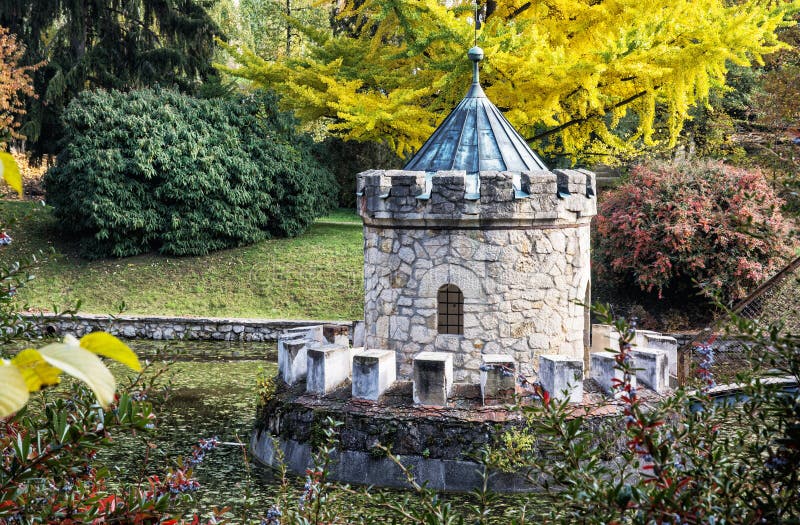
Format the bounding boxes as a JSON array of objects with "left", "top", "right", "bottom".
[
  {"left": 3, "top": 198, "right": 797, "bottom": 330},
  {"left": 0, "top": 201, "right": 365, "bottom": 320}
]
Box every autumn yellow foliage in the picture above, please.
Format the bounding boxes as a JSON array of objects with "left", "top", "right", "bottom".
[
  {"left": 221, "top": 0, "right": 799, "bottom": 162},
  {"left": 1, "top": 333, "right": 141, "bottom": 417}
]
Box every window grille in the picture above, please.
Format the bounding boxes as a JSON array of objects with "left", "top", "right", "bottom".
[{"left": 437, "top": 284, "right": 464, "bottom": 335}]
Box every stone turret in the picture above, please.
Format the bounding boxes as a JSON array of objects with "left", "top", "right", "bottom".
[
  {"left": 259, "top": 46, "right": 678, "bottom": 494},
  {"left": 357, "top": 47, "right": 597, "bottom": 382}
]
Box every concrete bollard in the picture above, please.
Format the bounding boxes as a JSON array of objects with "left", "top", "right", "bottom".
[
  {"left": 539, "top": 355, "right": 584, "bottom": 403},
  {"left": 306, "top": 343, "right": 352, "bottom": 395},
  {"left": 278, "top": 325, "right": 325, "bottom": 385},
  {"left": 413, "top": 352, "right": 453, "bottom": 406},
  {"left": 480, "top": 354, "right": 516, "bottom": 406},
  {"left": 591, "top": 324, "right": 620, "bottom": 354},
  {"left": 630, "top": 348, "right": 669, "bottom": 393},
  {"left": 635, "top": 330, "right": 678, "bottom": 377},
  {"left": 590, "top": 351, "right": 637, "bottom": 396},
  {"left": 352, "top": 349, "right": 396, "bottom": 401}
]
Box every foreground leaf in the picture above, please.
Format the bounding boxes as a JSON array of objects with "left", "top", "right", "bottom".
[
  {"left": 38, "top": 342, "right": 116, "bottom": 407},
  {"left": 0, "top": 362, "right": 29, "bottom": 417},
  {"left": 80, "top": 332, "right": 142, "bottom": 371},
  {"left": 11, "top": 349, "right": 62, "bottom": 391},
  {"left": 0, "top": 152, "right": 22, "bottom": 196}
]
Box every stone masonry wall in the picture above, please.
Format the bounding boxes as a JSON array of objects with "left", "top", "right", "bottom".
[
  {"left": 18, "top": 313, "right": 353, "bottom": 342},
  {"left": 363, "top": 225, "right": 591, "bottom": 381},
  {"left": 359, "top": 169, "right": 597, "bottom": 382}
]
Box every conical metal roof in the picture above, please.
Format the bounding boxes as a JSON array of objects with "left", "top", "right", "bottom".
[{"left": 404, "top": 46, "right": 547, "bottom": 173}]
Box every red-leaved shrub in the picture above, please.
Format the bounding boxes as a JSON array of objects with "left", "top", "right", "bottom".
[{"left": 595, "top": 160, "right": 793, "bottom": 302}]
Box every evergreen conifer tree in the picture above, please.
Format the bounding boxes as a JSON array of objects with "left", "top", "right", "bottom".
[{"left": 0, "top": 0, "right": 220, "bottom": 156}]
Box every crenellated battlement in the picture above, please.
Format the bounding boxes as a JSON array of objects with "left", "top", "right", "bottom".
[{"left": 357, "top": 169, "right": 596, "bottom": 226}]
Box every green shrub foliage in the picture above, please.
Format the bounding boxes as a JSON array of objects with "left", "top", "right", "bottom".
[
  {"left": 595, "top": 160, "right": 792, "bottom": 303},
  {"left": 317, "top": 137, "right": 402, "bottom": 208},
  {"left": 44, "top": 89, "right": 336, "bottom": 258}
]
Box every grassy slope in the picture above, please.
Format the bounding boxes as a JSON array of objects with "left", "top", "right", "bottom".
[
  {"left": 1, "top": 201, "right": 364, "bottom": 320},
  {"left": 3, "top": 199, "right": 797, "bottom": 328}
]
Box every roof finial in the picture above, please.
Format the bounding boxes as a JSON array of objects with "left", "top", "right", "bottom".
[{"left": 468, "top": 46, "right": 484, "bottom": 85}]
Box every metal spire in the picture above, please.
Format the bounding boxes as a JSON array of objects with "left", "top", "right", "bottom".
[
  {"left": 474, "top": 0, "right": 479, "bottom": 47},
  {"left": 402, "top": 3, "right": 548, "bottom": 174},
  {"left": 469, "top": 2, "right": 484, "bottom": 90}
]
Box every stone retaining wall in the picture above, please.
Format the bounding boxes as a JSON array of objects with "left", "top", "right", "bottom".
[
  {"left": 16, "top": 311, "right": 698, "bottom": 348},
  {"left": 18, "top": 313, "right": 354, "bottom": 342}
]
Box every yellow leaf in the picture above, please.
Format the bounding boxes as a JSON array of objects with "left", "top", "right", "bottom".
[
  {"left": 0, "top": 152, "right": 22, "bottom": 197},
  {"left": 80, "top": 332, "right": 142, "bottom": 372},
  {"left": 0, "top": 362, "right": 30, "bottom": 418},
  {"left": 38, "top": 340, "right": 117, "bottom": 407},
  {"left": 11, "top": 349, "right": 63, "bottom": 392}
]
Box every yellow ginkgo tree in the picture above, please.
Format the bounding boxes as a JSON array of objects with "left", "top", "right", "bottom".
[
  {"left": 0, "top": 332, "right": 142, "bottom": 418},
  {"left": 221, "top": 0, "right": 800, "bottom": 162}
]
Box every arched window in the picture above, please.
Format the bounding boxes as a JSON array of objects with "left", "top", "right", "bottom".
[{"left": 437, "top": 284, "right": 463, "bottom": 335}]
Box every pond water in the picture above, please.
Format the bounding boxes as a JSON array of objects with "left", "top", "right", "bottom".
[
  {"left": 101, "top": 339, "right": 544, "bottom": 523},
  {"left": 98, "top": 340, "right": 283, "bottom": 522}
]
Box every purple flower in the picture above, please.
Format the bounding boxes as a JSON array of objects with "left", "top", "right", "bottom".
[
  {"left": 766, "top": 456, "right": 788, "bottom": 470},
  {"left": 263, "top": 506, "right": 282, "bottom": 525},
  {"left": 131, "top": 390, "right": 148, "bottom": 401}
]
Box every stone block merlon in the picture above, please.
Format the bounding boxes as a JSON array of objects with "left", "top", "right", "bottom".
[
  {"left": 630, "top": 348, "right": 669, "bottom": 394},
  {"left": 278, "top": 325, "right": 325, "bottom": 386},
  {"left": 590, "top": 351, "right": 637, "bottom": 396},
  {"left": 306, "top": 343, "right": 352, "bottom": 395},
  {"left": 352, "top": 349, "right": 396, "bottom": 401},
  {"left": 413, "top": 352, "right": 454, "bottom": 406},
  {"left": 356, "top": 169, "right": 597, "bottom": 222},
  {"left": 539, "top": 354, "right": 584, "bottom": 404},
  {"left": 590, "top": 324, "right": 677, "bottom": 394},
  {"left": 480, "top": 354, "right": 517, "bottom": 406}
]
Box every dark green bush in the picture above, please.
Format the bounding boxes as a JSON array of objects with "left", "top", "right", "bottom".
[
  {"left": 317, "top": 137, "right": 402, "bottom": 208},
  {"left": 44, "top": 88, "right": 337, "bottom": 258}
]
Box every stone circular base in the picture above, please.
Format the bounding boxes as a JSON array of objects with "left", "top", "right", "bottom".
[
  {"left": 250, "top": 432, "right": 537, "bottom": 492},
  {"left": 252, "top": 380, "right": 546, "bottom": 492}
]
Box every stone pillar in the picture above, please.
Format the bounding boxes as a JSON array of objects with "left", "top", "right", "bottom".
[
  {"left": 539, "top": 355, "right": 584, "bottom": 403},
  {"left": 352, "top": 349, "right": 396, "bottom": 401},
  {"left": 412, "top": 352, "right": 453, "bottom": 406},
  {"left": 307, "top": 343, "right": 352, "bottom": 395}
]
